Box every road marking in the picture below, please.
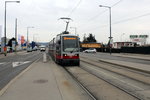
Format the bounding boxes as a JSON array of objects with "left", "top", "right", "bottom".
[
  {"left": 0, "top": 62, "right": 7, "bottom": 65},
  {"left": 0, "top": 63, "right": 5, "bottom": 65},
  {"left": 12, "top": 61, "right": 31, "bottom": 68}
]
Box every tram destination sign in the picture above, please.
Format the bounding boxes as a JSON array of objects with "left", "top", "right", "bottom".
[{"left": 64, "top": 37, "right": 77, "bottom": 40}]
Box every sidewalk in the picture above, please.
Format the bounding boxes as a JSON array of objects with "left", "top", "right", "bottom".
[{"left": 0, "top": 55, "right": 91, "bottom": 100}]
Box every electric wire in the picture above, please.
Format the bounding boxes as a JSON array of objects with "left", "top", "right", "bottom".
[
  {"left": 80, "top": 0, "right": 123, "bottom": 32},
  {"left": 67, "top": 0, "right": 82, "bottom": 17},
  {"left": 82, "top": 0, "right": 150, "bottom": 32},
  {"left": 113, "top": 12, "right": 150, "bottom": 24},
  {"left": 87, "top": 12, "right": 150, "bottom": 32},
  {"left": 87, "top": 0, "right": 123, "bottom": 22}
]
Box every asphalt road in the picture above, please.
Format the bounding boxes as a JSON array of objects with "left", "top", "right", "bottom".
[
  {"left": 0, "top": 51, "right": 43, "bottom": 90},
  {"left": 80, "top": 52, "right": 150, "bottom": 65}
]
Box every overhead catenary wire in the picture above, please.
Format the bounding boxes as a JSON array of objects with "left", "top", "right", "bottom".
[
  {"left": 80, "top": 0, "right": 123, "bottom": 32},
  {"left": 67, "top": 0, "right": 82, "bottom": 17},
  {"left": 113, "top": 12, "right": 150, "bottom": 24},
  {"left": 111, "top": 0, "right": 123, "bottom": 7},
  {"left": 84, "top": 12, "right": 150, "bottom": 32},
  {"left": 87, "top": 0, "right": 123, "bottom": 22},
  {"left": 54, "top": 0, "right": 82, "bottom": 36}
]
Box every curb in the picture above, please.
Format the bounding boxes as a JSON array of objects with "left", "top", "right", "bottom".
[
  {"left": 113, "top": 55, "right": 150, "bottom": 61},
  {"left": 0, "top": 58, "right": 40, "bottom": 96},
  {"left": 98, "top": 59, "right": 150, "bottom": 74}
]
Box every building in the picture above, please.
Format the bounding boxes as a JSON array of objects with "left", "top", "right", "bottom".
[{"left": 113, "top": 42, "right": 136, "bottom": 49}]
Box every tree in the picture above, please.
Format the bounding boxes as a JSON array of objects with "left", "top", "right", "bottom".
[
  {"left": 82, "top": 33, "right": 97, "bottom": 43},
  {"left": 7, "top": 37, "right": 17, "bottom": 47},
  {"left": 82, "top": 34, "right": 88, "bottom": 43}
]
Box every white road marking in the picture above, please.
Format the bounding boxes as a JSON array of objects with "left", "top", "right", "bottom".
[
  {"left": 0, "top": 62, "right": 7, "bottom": 65},
  {"left": 0, "top": 63, "right": 4, "bottom": 65},
  {"left": 12, "top": 61, "right": 31, "bottom": 68}
]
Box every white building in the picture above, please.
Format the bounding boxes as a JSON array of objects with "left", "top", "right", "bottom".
[{"left": 113, "top": 42, "right": 136, "bottom": 49}]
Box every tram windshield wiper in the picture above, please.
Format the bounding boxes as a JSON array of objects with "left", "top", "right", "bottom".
[{"left": 70, "top": 48, "right": 77, "bottom": 53}]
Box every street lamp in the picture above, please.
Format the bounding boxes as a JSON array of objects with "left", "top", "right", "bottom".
[
  {"left": 99, "top": 5, "right": 112, "bottom": 55},
  {"left": 70, "top": 27, "right": 77, "bottom": 35},
  {"left": 4, "top": 1, "right": 20, "bottom": 56},
  {"left": 27, "top": 27, "right": 34, "bottom": 47}
]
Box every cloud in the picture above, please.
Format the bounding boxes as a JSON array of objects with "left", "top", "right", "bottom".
[{"left": 0, "top": 0, "right": 150, "bottom": 43}]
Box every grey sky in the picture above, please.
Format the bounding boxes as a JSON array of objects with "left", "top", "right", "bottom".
[{"left": 0, "top": 0, "right": 150, "bottom": 43}]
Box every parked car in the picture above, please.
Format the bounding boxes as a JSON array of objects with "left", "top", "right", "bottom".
[
  {"left": 27, "top": 47, "right": 32, "bottom": 52},
  {"left": 32, "top": 46, "right": 38, "bottom": 51},
  {"left": 83, "top": 48, "right": 96, "bottom": 53}
]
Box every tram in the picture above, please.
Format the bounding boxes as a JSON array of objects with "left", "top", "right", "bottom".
[{"left": 49, "top": 31, "right": 80, "bottom": 65}]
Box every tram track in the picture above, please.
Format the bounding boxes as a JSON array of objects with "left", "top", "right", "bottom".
[
  {"left": 65, "top": 65, "right": 140, "bottom": 100},
  {"left": 81, "top": 62, "right": 150, "bottom": 99},
  {"left": 62, "top": 56, "right": 150, "bottom": 100},
  {"left": 80, "top": 57, "right": 150, "bottom": 85},
  {"left": 63, "top": 66, "right": 97, "bottom": 100},
  {"left": 80, "top": 58, "right": 150, "bottom": 100},
  {"left": 98, "top": 59, "right": 150, "bottom": 74}
]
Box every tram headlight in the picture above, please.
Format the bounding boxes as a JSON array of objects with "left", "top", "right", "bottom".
[
  {"left": 74, "top": 54, "right": 79, "bottom": 56},
  {"left": 63, "top": 54, "right": 67, "bottom": 56}
]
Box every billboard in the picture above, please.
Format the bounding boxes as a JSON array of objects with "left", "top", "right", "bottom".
[
  {"left": 21, "top": 36, "right": 25, "bottom": 44},
  {"left": 130, "top": 35, "right": 149, "bottom": 45},
  {"left": 130, "top": 35, "right": 148, "bottom": 39},
  {"left": 80, "top": 43, "right": 101, "bottom": 48}
]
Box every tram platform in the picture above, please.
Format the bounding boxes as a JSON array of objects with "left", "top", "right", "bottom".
[{"left": 0, "top": 55, "right": 90, "bottom": 100}]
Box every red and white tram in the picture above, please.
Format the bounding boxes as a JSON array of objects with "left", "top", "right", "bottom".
[{"left": 49, "top": 31, "right": 80, "bottom": 65}]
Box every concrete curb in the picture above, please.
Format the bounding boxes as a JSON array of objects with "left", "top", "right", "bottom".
[
  {"left": 0, "top": 58, "right": 40, "bottom": 96},
  {"left": 99, "top": 59, "right": 150, "bottom": 74},
  {"left": 112, "top": 55, "right": 150, "bottom": 61}
]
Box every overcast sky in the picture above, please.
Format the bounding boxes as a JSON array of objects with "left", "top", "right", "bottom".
[{"left": 0, "top": 0, "right": 150, "bottom": 43}]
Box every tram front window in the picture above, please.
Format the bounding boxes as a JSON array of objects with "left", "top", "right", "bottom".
[{"left": 63, "top": 36, "right": 79, "bottom": 52}]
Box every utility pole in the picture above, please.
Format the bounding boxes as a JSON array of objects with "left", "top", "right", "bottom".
[
  {"left": 4, "top": 1, "right": 20, "bottom": 56},
  {"left": 15, "top": 18, "right": 17, "bottom": 53},
  {"left": 99, "top": 5, "right": 112, "bottom": 55}
]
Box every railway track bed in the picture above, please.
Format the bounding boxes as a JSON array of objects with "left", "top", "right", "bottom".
[
  {"left": 64, "top": 57, "right": 150, "bottom": 100},
  {"left": 65, "top": 66, "right": 139, "bottom": 100}
]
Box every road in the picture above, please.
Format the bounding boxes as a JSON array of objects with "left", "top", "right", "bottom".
[{"left": 0, "top": 51, "right": 42, "bottom": 90}]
